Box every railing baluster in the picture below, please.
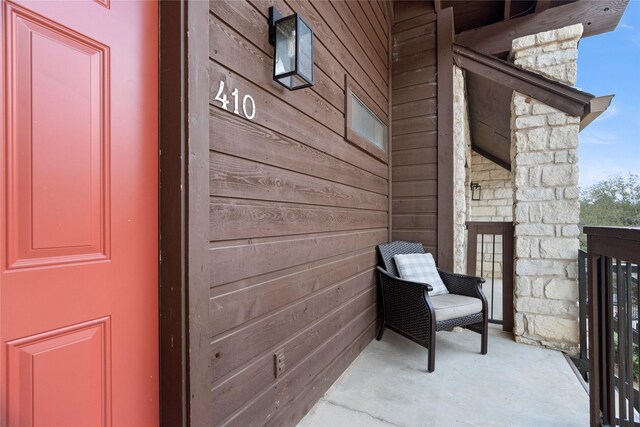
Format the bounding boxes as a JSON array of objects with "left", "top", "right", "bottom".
[
  {"left": 607, "top": 256, "right": 616, "bottom": 425},
  {"left": 626, "top": 261, "right": 635, "bottom": 425},
  {"left": 480, "top": 233, "right": 485, "bottom": 281},
  {"left": 578, "top": 250, "right": 588, "bottom": 380},
  {"left": 595, "top": 254, "right": 606, "bottom": 426},
  {"left": 579, "top": 250, "right": 587, "bottom": 353},
  {"left": 491, "top": 233, "right": 496, "bottom": 321},
  {"left": 618, "top": 260, "right": 627, "bottom": 425},
  {"left": 635, "top": 261, "right": 640, "bottom": 416}
]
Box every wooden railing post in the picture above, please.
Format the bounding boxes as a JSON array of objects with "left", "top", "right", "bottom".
[
  {"left": 578, "top": 250, "right": 588, "bottom": 371},
  {"left": 587, "top": 238, "right": 600, "bottom": 427}
]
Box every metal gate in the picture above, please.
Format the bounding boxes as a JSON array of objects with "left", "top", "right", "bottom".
[{"left": 466, "top": 222, "right": 514, "bottom": 332}]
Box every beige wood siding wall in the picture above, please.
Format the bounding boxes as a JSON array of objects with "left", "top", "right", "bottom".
[
  {"left": 391, "top": 1, "right": 438, "bottom": 255},
  {"left": 208, "top": 1, "right": 391, "bottom": 425}
]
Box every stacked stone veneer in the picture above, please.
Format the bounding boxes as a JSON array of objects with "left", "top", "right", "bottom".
[
  {"left": 468, "top": 152, "right": 514, "bottom": 279},
  {"left": 511, "top": 24, "right": 583, "bottom": 355},
  {"left": 453, "top": 66, "right": 472, "bottom": 274},
  {"left": 469, "top": 152, "right": 513, "bottom": 222}
]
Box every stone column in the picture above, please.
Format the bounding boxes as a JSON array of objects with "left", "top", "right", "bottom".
[
  {"left": 510, "top": 24, "right": 583, "bottom": 354},
  {"left": 453, "top": 66, "right": 472, "bottom": 274}
]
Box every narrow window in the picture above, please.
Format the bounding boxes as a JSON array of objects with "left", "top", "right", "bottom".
[{"left": 345, "top": 77, "right": 388, "bottom": 159}]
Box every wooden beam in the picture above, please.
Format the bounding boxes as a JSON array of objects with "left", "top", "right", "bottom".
[
  {"left": 453, "top": 43, "right": 593, "bottom": 117},
  {"left": 504, "top": 0, "right": 512, "bottom": 20},
  {"left": 535, "top": 0, "right": 551, "bottom": 13},
  {"left": 434, "top": 0, "right": 442, "bottom": 12},
  {"left": 456, "top": 0, "right": 629, "bottom": 55},
  {"left": 472, "top": 145, "right": 512, "bottom": 171},
  {"left": 437, "top": 7, "right": 454, "bottom": 271}
]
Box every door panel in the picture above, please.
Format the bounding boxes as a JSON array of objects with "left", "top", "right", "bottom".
[
  {"left": 0, "top": 1, "right": 158, "bottom": 425},
  {"left": 6, "top": 3, "right": 109, "bottom": 269},
  {"left": 7, "top": 318, "right": 111, "bottom": 426}
]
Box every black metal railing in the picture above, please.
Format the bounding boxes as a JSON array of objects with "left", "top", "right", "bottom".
[
  {"left": 466, "top": 221, "right": 514, "bottom": 332},
  {"left": 586, "top": 226, "right": 640, "bottom": 427}
]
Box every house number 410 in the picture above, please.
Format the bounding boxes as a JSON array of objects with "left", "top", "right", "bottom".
[{"left": 214, "top": 81, "right": 256, "bottom": 120}]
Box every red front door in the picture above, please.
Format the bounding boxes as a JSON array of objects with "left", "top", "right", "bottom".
[{"left": 0, "top": 1, "right": 159, "bottom": 425}]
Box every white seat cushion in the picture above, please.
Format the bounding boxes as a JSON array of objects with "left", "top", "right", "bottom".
[
  {"left": 393, "top": 253, "right": 449, "bottom": 296},
  {"left": 431, "top": 294, "right": 482, "bottom": 321}
]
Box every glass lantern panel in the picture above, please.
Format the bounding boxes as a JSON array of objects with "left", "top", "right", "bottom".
[
  {"left": 274, "top": 16, "right": 296, "bottom": 78},
  {"left": 297, "top": 18, "right": 313, "bottom": 82},
  {"left": 277, "top": 74, "right": 309, "bottom": 90},
  {"left": 277, "top": 76, "right": 292, "bottom": 89}
]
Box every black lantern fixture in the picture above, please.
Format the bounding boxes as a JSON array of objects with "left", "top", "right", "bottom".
[
  {"left": 268, "top": 6, "right": 314, "bottom": 90},
  {"left": 471, "top": 182, "right": 482, "bottom": 201}
]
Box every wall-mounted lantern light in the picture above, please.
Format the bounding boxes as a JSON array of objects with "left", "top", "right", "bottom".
[
  {"left": 471, "top": 182, "right": 482, "bottom": 201},
  {"left": 268, "top": 6, "right": 314, "bottom": 90}
]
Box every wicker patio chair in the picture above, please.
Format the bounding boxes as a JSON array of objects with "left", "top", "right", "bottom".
[{"left": 376, "top": 241, "right": 488, "bottom": 372}]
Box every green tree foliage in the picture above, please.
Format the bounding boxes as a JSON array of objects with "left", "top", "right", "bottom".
[{"left": 579, "top": 174, "right": 640, "bottom": 248}]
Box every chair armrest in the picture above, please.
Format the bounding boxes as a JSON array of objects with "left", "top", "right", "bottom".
[
  {"left": 376, "top": 266, "right": 433, "bottom": 292},
  {"left": 437, "top": 269, "right": 485, "bottom": 299},
  {"left": 377, "top": 267, "right": 435, "bottom": 339}
]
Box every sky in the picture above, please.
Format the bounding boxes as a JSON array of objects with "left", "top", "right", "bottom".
[{"left": 576, "top": 1, "right": 640, "bottom": 189}]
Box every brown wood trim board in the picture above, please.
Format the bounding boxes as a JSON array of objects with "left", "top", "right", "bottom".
[
  {"left": 436, "top": 7, "right": 454, "bottom": 271},
  {"left": 185, "top": 0, "right": 211, "bottom": 423},
  {"left": 159, "top": 1, "right": 188, "bottom": 425},
  {"left": 159, "top": 1, "right": 212, "bottom": 425}
]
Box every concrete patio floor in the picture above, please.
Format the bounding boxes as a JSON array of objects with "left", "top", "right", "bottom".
[{"left": 298, "top": 325, "right": 588, "bottom": 427}]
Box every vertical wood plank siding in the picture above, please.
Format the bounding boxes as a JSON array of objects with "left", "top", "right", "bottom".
[
  {"left": 208, "top": 1, "right": 391, "bottom": 425},
  {"left": 390, "top": 2, "right": 439, "bottom": 256}
]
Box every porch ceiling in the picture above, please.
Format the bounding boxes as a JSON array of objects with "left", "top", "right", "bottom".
[
  {"left": 466, "top": 73, "right": 512, "bottom": 170},
  {"left": 436, "top": 0, "right": 578, "bottom": 36}
]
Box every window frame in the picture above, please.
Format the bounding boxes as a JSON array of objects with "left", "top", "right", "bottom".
[{"left": 344, "top": 76, "right": 388, "bottom": 163}]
